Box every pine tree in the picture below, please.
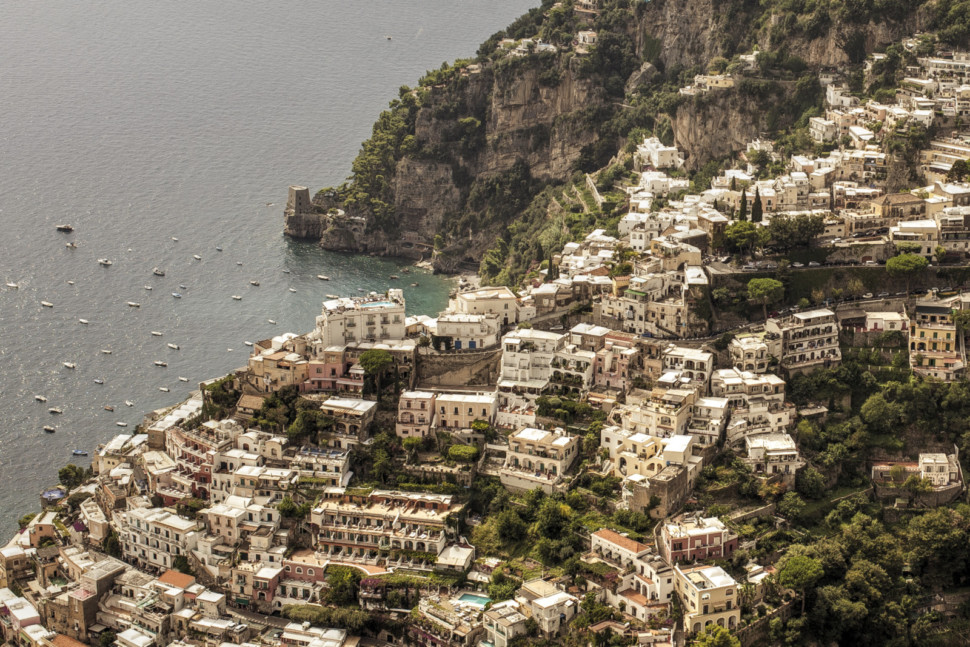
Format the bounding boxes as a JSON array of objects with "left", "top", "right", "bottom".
[
  {"left": 829, "top": 184, "right": 835, "bottom": 211},
  {"left": 751, "top": 186, "right": 763, "bottom": 223},
  {"left": 739, "top": 188, "right": 748, "bottom": 221}
]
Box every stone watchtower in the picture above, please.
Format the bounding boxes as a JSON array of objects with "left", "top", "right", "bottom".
[
  {"left": 286, "top": 185, "right": 313, "bottom": 216},
  {"left": 284, "top": 185, "right": 327, "bottom": 239}
]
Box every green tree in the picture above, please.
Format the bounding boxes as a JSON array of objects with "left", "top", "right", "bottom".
[
  {"left": 448, "top": 444, "right": 480, "bottom": 462},
  {"left": 796, "top": 466, "right": 827, "bottom": 499},
  {"left": 860, "top": 393, "right": 902, "bottom": 434},
  {"left": 751, "top": 186, "right": 763, "bottom": 223},
  {"left": 495, "top": 509, "right": 527, "bottom": 543},
  {"left": 886, "top": 252, "right": 928, "bottom": 294},
  {"left": 768, "top": 214, "right": 826, "bottom": 252},
  {"left": 846, "top": 278, "right": 865, "bottom": 298},
  {"left": 359, "top": 349, "right": 394, "bottom": 401},
  {"left": 100, "top": 630, "right": 117, "bottom": 647},
  {"left": 58, "top": 464, "right": 86, "bottom": 490},
  {"left": 738, "top": 187, "right": 748, "bottom": 221},
  {"left": 777, "top": 492, "right": 806, "bottom": 521},
  {"left": 694, "top": 624, "right": 741, "bottom": 646},
  {"left": 748, "top": 278, "right": 785, "bottom": 320},
  {"left": 935, "top": 244, "right": 947, "bottom": 264},
  {"left": 948, "top": 159, "right": 970, "bottom": 181},
  {"left": 326, "top": 566, "right": 362, "bottom": 606},
  {"left": 778, "top": 554, "right": 823, "bottom": 613},
  {"left": 725, "top": 221, "right": 768, "bottom": 255}
]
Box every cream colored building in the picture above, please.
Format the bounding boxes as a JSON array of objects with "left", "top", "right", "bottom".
[
  {"left": 434, "top": 392, "right": 497, "bottom": 431},
  {"left": 675, "top": 564, "right": 740, "bottom": 635},
  {"left": 500, "top": 427, "right": 580, "bottom": 493},
  {"left": 448, "top": 286, "right": 520, "bottom": 325},
  {"left": 396, "top": 391, "right": 436, "bottom": 438},
  {"left": 312, "top": 289, "right": 406, "bottom": 347}
]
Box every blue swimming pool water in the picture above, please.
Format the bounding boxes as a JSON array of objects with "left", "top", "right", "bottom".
[
  {"left": 458, "top": 593, "right": 491, "bottom": 607},
  {"left": 361, "top": 301, "right": 395, "bottom": 308}
]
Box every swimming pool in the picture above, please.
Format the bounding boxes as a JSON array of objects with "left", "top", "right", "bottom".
[
  {"left": 360, "top": 301, "right": 394, "bottom": 307},
  {"left": 458, "top": 593, "right": 491, "bottom": 607}
]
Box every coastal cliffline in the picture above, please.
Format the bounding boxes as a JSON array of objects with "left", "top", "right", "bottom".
[{"left": 285, "top": 0, "right": 941, "bottom": 274}]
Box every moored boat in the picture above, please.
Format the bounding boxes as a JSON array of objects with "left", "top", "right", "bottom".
[
  {"left": 154, "top": 360, "right": 167, "bottom": 367},
  {"left": 56, "top": 224, "right": 74, "bottom": 232},
  {"left": 127, "top": 301, "right": 140, "bottom": 307},
  {"left": 167, "top": 343, "right": 179, "bottom": 350},
  {"left": 63, "top": 362, "right": 76, "bottom": 369},
  {"left": 44, "top": 426, "right": 56, "bottom": 433},
  {"left": 41, "top": 301, "right": 54, "bottom": 307}
]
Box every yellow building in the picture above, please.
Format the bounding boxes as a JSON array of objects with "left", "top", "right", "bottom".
[{"left": 909, "top": 304, "right": 965, "bottom": 380}]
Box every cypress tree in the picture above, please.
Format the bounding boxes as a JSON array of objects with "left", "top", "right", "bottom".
[
  {"left": 751, "top": 186, "right": 763, "bottom": 223},
  {"left": 739, "top": 188, "right": 748, "bottom": 222}
]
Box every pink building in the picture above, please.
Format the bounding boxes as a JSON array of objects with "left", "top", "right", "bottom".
[
  {"left": 660, "top": 515, "right": 738, "bottom": 564},
  {"left": 594, "top": 333, "right": 641, "bottom": 392}
]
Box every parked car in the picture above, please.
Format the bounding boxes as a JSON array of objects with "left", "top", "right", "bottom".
[
  {"left": 878, "top": 292, "right": 890, "bottom": 297},
  {"left": 863, "top": 293, "right": 874, "bottom": 299},
  {"left": 792, "top": 262, "right": 805, "bottom": 268},
  {"left": 808, "top": 261, "right": 820, "bottom": 267}
]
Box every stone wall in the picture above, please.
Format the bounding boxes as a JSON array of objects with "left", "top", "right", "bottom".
[{"left": 415, "top": 347, "right": 502, "bottom": 388}]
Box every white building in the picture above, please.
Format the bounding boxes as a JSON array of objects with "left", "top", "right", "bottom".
[
  {"left": 636, "top": 137, "right": 685, "bottom": 170},
  {"left": 501, "top": 427, "right": 579, "bottom": 493},
  {"left": 312, "top": 289, "right": 406, "bottom": 347},
  {"left": 121, "top": 507, "right": 199, "bottom": 573},
  {"left": 432, "top": 313, "right": 501, "bottom": 350}
]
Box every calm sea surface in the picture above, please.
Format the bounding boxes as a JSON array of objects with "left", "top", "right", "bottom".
[{"left": 0, "top": 0, "right": 535, "bottom": 535}]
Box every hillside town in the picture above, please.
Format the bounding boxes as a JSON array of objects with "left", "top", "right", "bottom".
[{"left": 16, "top": 31, "right": 970, "bottom": 647}]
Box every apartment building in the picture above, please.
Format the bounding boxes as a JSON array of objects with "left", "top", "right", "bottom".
[
  {"left": 744, "top": 433, "right": 803, "bottom": 483},
  {"left": 710, "top": 369, "right": 786, "bottom": 409},
  {"left": 434, "top": 392, "right": 497, "bottom": 431},
  {"left": 593, "top": 334, "right": 640, "bottom": 392},
  {"left": 317, "top": 398, "right": 377, "bottom": 447},
  {"left": 662, "top": 346, "right": 714, "bottom": 391},
  {"left": 635, "top": 137, "right": 684, "bottom": 170},
  {"left": 729, "top": 335, "right": 770, "bottom": 373},
  {"left": 610, "top": 387, "right": 696, "bottom": 438},
  {"left": 309, "top": 489, "right": 463, "bottom": 564},
  {"left": 909, "top": 304, "right": 965, "bottom": 380},
  {"left": 675, "top": 564, "right": 740, "bottom": 635},
  {"left": 765, "top": 309, "right": 842, "bottom": 374},
  {"left": 395, "top": 391, "right": 436, "bottom": 439},
  {"left": 497, "top": 329, "right": 564, "bottom": 406},
  {"left": 500, "top": 427, "right": 580, "bottom": 493},
  {"left": 447, "top": 286, "right": 520, "bottom": 325},
  {"left": 890, "top": 219, "right": 939, "bottom": 258},
  {"left": 121, "top": 508, "right": 199, "bottom": 573},
  {"left": 165, "top": 419, "right": 243, "bottom": 502},
  {"left": 312, "top": 290, "right": 406, "bottom": 347},
  {"left": 688, "top": 397, "right": 730, "bottom": 447},
  {"left": 660, "top": 516, "right": 739, "bottom": 564},
  {"left": 433, "top": 313, "right": 501, "bottom": 350}
]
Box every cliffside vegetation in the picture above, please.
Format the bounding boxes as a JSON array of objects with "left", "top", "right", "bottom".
[{"left": 317, "top": 0, "right": 960, "bottom": 283}]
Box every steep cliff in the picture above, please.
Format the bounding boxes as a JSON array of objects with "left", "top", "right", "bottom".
[{"left": 286, "top": 0, "right": 948, "bottom": 275}]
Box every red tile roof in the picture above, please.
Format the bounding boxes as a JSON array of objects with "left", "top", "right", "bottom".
[{"left": 593, "top": 528, "right": 648, "bottom": 554}]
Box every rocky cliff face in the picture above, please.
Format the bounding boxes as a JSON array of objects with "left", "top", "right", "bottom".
[
  {"left": 287, "top": 0, "right": 938, "bottom": 271},
  {"left": 294, "top": 59, "right": 606, "bottom": 267}
]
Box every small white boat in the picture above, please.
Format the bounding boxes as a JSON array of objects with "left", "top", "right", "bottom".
[
  {"left": 98, "top": 258, "right": 112, "bottom": 266},
  {"left": 73, "top": 450, "right": 89, "bottom": 456},
  {"left": 101, "top": 349, "right": 112, "bottom": 355},
  {"left": 144, "top": 285, "right": 153, "bottom": 291},
  {"left": 67, "top": 280, "right": 74, "bottom": 285},
  {"left": 326, "top": 294, "right": 339, "bottom": 299},
  {"left": 268, "top": 319, "right": 276, "bottom": 324},
  {"left": 151, "top": 331, "right": 163, "bottom": 336},
  {"left": 244, "top": 341, "right": 253, "bottom": 346},
  {"left": 231, "top": 295, "right": 242, "bottom": 300},
  {"left": 282, "top": 269, "right": 290, "bottom": 274},
  {"left": 159, "top": 387, "right": 170, "bottom": 392},
  {"left": 193, "top": 254, "right": 202, "bottom": 260},
  {"left": 410, "top": 282, "right": 419, "bottom": 287},
  {"left": 172, "top": 292, "right": 182, "bottom": 298},
  {"left": 127, "top": 301, "right": 140, "bottom": 307},
  {"left": 5, "top": 282, "right": 18, "bottom": 289},
  {"left": 179, "top": 284, "right": 187, "bottom": 290},
  {"left": 154, "top": 360, "right": 167, "bottom": 367},
  {"left": 49, "top": 407, "right": 63, "bottom": 414},
  {"left": 104, "top": 405, "right": 114, "bottom": 411},
  {"left": 317, "top": 275, "right": 330, "bottom": 280},
  {"left": 34, "top": 395, "right": 47, "bottom": 402},
  {"left": 79, "top": 318, "right": 89, "bottom": 324},
  {"left": 289, "top": 288, "right": 297, "bottom": 293},
  {"left": 178, "top": 377, "right": 188, "bottom": 382},
  {"left": 65, "top": 242, "right": 77, "bottom": 249},
  {"left": 250, "top": 280, "right": 260, "bottom": 286},
  {"left": 125, "top": 400, "right": 134, "bottom": 407},
  {"left": 116, "top": 421, "right": 128, "bottom": 427},
  {"left": 153, "top": 267, "right": 165, "bottom": 276},
  {"left": 167, "top": 343, "right": 179, "bottom": 350},
  {"left": 41, "top": 301, "right": 54, "bottom": 307},
  {"left": 93, "top": 378, "right": 104, "bottom": 385},
  {"left": 227, "top": 348, "right": 233, "bottom": 352},
  {"left": 44, "top": 426, "right": 56, "bottom": 433},
  {"left": 216, "top": 246, "right": 223, "bottom": 252},
  {"left": 63, "top": 362, "right": 76, "bottom": 369},
  {"left": 171, "top": 237, "right": 178, "bottom": 242},
  {"left": 236, "top": 261, "right": 243, "bottom": 265}
]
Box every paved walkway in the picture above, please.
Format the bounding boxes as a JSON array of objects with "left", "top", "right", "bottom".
[{"left": 228, "top": 607, "right": 289, "bottom": 629}]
